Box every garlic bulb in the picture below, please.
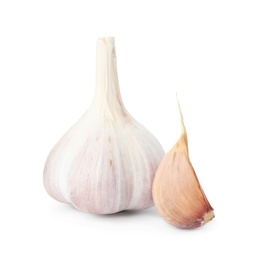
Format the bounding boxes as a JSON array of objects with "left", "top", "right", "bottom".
[
  {"left": 43, "top": 37, "right": 165, "bottom": 214},
  {"left": 152, "top": 98, "right": 214, "bottom": 228}
]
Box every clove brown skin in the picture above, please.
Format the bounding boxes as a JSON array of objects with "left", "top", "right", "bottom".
[{"left": 152, "top": 99, "right": 214, "bottom": 229}]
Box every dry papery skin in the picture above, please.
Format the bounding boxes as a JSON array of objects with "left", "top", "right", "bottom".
[
  {"left": 43, "top": 37, "right": 165, "bottom": 214},
  {"left": 152, "top": 100, "right": 214, "bottom": 229}
]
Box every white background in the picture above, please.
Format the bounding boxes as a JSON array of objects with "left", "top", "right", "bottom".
[{"left": 1, "top": 0, "right": 255, "bottom": 259}]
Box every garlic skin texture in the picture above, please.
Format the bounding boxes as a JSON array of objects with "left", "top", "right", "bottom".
[
  {"left": 152, "top": 100, "right": 214, "bottom": 229},
  {"left": 43, "top": 37, "right": 165, "bottom": 214}
]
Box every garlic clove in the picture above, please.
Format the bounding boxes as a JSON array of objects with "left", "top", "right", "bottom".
[
  {"left": 43, "top": 37, "right": 165, "bottom": 214},
  {"left": 152, "top": 98, "right": 214, "bottom": 228}
]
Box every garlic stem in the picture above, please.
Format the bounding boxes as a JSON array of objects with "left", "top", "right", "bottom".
[{"left": 93, "top": 37, "right": 124, "bottom": 115}]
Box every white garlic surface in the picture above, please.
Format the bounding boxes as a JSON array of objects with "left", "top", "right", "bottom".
[{"left": 43, "top": 37, "right": 165, "bottom": 214}]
